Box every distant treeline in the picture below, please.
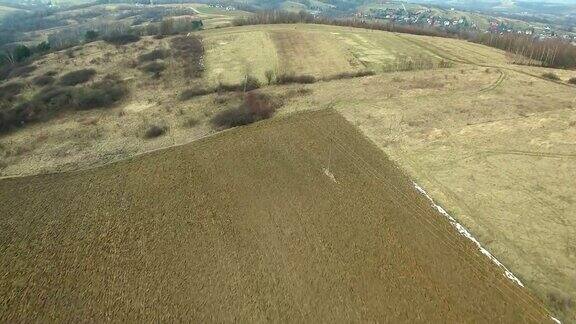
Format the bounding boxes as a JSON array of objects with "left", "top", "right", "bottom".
[
  {"left": 465, "top": 32, "right": 576, "bottom": 69},
  {"left": 233, "top": 10, "right": 576, "bottom": 69},
  {"left": 233, "top": 10, "right": 452, "bottom": 38}
]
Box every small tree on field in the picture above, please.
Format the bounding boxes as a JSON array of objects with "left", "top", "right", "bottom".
[
  {"left": 35, "top": 41, "right": 50, "bottom": 54},
  {"left": 85, "top": 30, "right": 99, "bottom": 43},
  {"left": 13, "top": 45, "right": 31, "bottom": 63}
]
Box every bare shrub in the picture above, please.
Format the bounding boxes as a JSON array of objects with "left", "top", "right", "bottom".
[
  {"left": 265, "top": 70, "right": 275, "bottom": 85},
  {"left": 215, "top": 82, "right": 243, "bottom": 93},
  {"left": 183, "top": 117, "right": 199, "bottom": 128},
  {"left": 323, "top": 70, "right": 375, "bottom": 81},
  {"left": 32, "top": 75, "right": 55, "bottom": 86},
  {"left": 243, "top": 75, "right": 261, "bottom": 91},
  {"left": 171, "top": 36, "right": 204, "bottom": 78},
  {"left": 0, "top": 76, "right": 126, "bottom": 133},
  {"left": 73, "top": 75, "right": 127, "bottom": 110},
  {"left": 144, "top": 124, "right": 167, "bottom": 138},
  {"left": 138, "top": 49, "right": 169, "bottom": 63},
  {"left": 103, "top": 34, "right": 140, "bottom": 45},
  {"left": 211, "top": 92, "right": 279, "bottom": 129},
  {"left": 0, "top": 82, "right": 24, "bottom": 101},
  {"left": 276, "top": 73, "right": 316, "bottom": 85},
  {"left": 548, "top": 292, "right": 574, "bottom": 313},
  {"left": 568, "top": 77, "right": 576, "bottom": 85},
  {"left": 542, "top": 72, "right": 560, "bottom": 81},
  {"left": 0, "top": 64, "right": 37, "bottom": 81},
  {"left": 140, "top": 62, "right": 166, "bottom": 76},
  {"left": 179, "top": 87, "right": 214, "bottom": 101},
  {"left": 59, "top": 69, "right": 97, "bottom": 86}
]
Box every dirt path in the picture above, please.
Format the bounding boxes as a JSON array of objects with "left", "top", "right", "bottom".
[{"left": 0, "top": 110, "right": 554, "bottom": 322}]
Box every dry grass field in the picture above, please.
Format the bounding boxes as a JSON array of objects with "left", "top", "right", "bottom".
[
  {"left": 1, "top": 22, "right": 575, "bottom": 321},
  {"left": 0, "top": 110, "right": 555, "bottom": 322}
]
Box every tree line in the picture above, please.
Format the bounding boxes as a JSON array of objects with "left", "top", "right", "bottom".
[{"left": 233, "top": 10, "right": 576, "bottom": 69}]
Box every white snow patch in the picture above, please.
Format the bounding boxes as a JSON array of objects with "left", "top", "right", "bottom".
[
  {"left": 323, "top": 168, "right": 337, "bottom": 183},
  {"left": 413, "top": 182, "right": 524, "bottom": 287}
]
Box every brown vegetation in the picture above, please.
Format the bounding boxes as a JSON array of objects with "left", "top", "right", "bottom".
[
  {"left": 58, "top": 68, "right": 96, "bottom": 86},
  {"left": 542, "top": 72, "right": 561, "bottom": 81},
  {"left": 138, "top": 49, "right": 169, "bottom": 63},
  {"left": 0, "top": 75, "right": 126, "bottom": 133},
  {"left": 32, "top": 75, "right": 55, "bottom": 86},
  {"left": 276, "top": 73, "right": 316, "bottom": 85},
  {"left": 144, "top": 124, "right": 168, "bottom": 138},
  {"left": 211, "top": 92, "right": 279, "bottom": 128},
  {"left": 103, "top": 34, "right": 141, "bottom": 45},
  {"left": 170, "top": 36, "right": 204, "bottom": 78}
]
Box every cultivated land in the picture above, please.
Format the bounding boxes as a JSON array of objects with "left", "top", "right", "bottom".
[
  {"left": 0, "top": 110, "right": 554, "bottom": 322},
  {"left": 1, "top": 21, "right": 575, "bottom": 321}
]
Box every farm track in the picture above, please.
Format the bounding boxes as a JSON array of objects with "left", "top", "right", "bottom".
[{"left": 0, "top": 110, "right": 554, "bottom": 322}]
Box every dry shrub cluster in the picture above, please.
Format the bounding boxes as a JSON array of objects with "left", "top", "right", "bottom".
[
  {"left": 568, "top": 77, "right": 576, "bottom": 85},
  {"left": 0, "top": 82, "right": 24, "bottom": 101},
  {"left": 211, "top": 92, "right": 280, "bottom": 129},
  {"left": 541, "top": 72, "right": 561, "bottom": 81},
  {"left": 275, "top": 73, "right": 316, "bottom": 85},
  {"left": 138, "top": 49, "right": 169, "bottom": 63},
  {"left": 144, "top": 124, "right": 168, "bottom": 138},
  {"left": 103, "top": 34, "right": 141, "bottom": 45},
  {"left": 0, "top": 64, "right": 37, "bottom": 81},
  {"left": 171, "top": 36, "right": 204, "bottom": 78},
  {"left": 32, "top": 75, "right": 55, "bottom": 86},
  {"left": 58, "top": 68, "right": 97, "bottom": 86},
  {"left": 139, "top": 62, "right": 166, "bottom": 76},
  {"left": 0, "top": 75, "right": 127, "bottom": 133}
]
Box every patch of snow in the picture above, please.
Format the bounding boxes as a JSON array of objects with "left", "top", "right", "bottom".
[
  {"left": 413, "top": 182, "right": 524, "bottom": 287},
  {"left": 323, "top": 168, "right": 337, "bottom": 183}
]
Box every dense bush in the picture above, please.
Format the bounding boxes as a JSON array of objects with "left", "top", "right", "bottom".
[
  {"left": 32, "top": 75, "right": 55, "bottom": 86},
  {"left": 212, "top": 92, "right": 278, "bottom": 129},
  {"left": 275, "top": 73, "right": 316, "bottom": 85},
  {"left": 144, "top": 124, "right": 167, "bottom": 138},
  {"left": 59, "top": 69, "right": 97, "bottom": 86},
  {"left": 103, "top": 34, "right": 140, "bottom": 45},
  {"left": 542, "top": 72, "right": 560, "bottom": 81},
  {"left": 74, "top": 76, "right": 127, "bottom": 110},
  {"left": 0, "top": 75, "right": 127, "bottom": 133},
  {"left": 0, "top": 64, "right": 37, "bottom": 81},
  {"left": 243, "top": 75, "right": 262, "bottom": 91},
  {"left": 171, "top": 36, "right": 204, "bottom": 78},
  {"left": 323, "top": 70, "right": 375, "bottom": 81},
  {"left": 179, "top": 87, "right": 215, "bottom": 101},
  {"left": 140, "top": 62, "right": 166, "bottom": 76},
  {"left": 138, "top": 49, "right": 169, "bottom": 62},
  {"left": 0, "top": 82, "right": 24, "bottom": 101}
]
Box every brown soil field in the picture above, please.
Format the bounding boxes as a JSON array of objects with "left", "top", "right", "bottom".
[{"left": 0, "top": 110, "right": 554, "bottom": 322}]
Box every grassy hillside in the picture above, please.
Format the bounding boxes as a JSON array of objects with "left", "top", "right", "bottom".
[
  {"left": 0, "top": 110, "right": 553, "bottom": 322},
  {"left": 0, "top": 22, "right": 575, "bottom": 321}
]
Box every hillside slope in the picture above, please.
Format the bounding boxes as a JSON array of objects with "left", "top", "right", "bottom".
[{"left": 0, "top": 110, "right": 553, "bottom": 322}]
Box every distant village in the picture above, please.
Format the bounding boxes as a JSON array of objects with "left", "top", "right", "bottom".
[{"left": 357, "top": 7, "right": 576, "bottom": 43}]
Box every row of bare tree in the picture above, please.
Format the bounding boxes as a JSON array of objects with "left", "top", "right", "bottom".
[{"left": 233, "top": 10, "right": 576, "bottom": 69}]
